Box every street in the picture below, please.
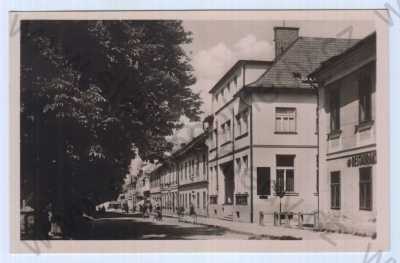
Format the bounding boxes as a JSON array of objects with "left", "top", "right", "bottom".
[{"left": 86, "top": 216, "right": 250, "bottom": 240}]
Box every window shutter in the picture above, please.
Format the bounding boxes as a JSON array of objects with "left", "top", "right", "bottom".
[{"left": 257, "top": 167, "right": 271, "bottom": 195}]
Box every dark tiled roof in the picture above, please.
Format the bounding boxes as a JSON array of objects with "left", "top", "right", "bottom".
[
  {"left": 247, "top": 37, "right": 359, "bottom": 90},
  {"left": 309, "top": 32, "right": 376, "bottom": 78},
  {"left": 172, "top": 132, "right": 207, "bottom": 158}
]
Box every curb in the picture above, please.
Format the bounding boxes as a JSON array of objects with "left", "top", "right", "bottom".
[{"left": 177, "top": 217, "right": 303, "bottom": 240}]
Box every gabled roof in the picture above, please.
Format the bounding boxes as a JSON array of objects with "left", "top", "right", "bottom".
[
  {"left": 247, "top": 37, "right": 359, "bottom": 90},
  {"left": 172, "top": 132, "right": 207, "bottom": 159},
  {"left": 208, "top": 60, "right": 273, "bottom": 94},
  {"left": 309, "top": 32, "right": 376, "bottom": 78}
]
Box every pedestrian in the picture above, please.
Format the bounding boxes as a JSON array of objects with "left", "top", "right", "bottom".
[
  {"left": 47, "top": 203, "right": 63, "bottom": 239},
  {"left": 154, "top": 203, "right": 162, "bottom": 221}
]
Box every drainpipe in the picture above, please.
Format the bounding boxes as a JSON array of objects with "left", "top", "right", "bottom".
[
  {"left": 242, "top": 64, "right": 254, "bottom": 223},
  {"left": 250, "top": 99, "right": 254, "bottom": 223},
  {"left": 240, "top": 63, "right": 254, "bottom": 223},
  {"left": 232, "top": 109, "right": 235, "bottom": 208},
  {"left": 316, "top": 86, "right": 320, "bottom": 228},
  {"left": 305, "top": 77, "right": 320, "bottom": 228}
]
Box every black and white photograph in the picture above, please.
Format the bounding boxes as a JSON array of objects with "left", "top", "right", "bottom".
[{"left": 9, "top": 10, "right": 390, "bottom": 253}]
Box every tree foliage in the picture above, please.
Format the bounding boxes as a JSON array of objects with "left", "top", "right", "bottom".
[{"left": 21, "top": 20, "right": 201, "bottom": 212}]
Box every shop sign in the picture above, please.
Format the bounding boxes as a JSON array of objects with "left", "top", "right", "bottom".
[{"left": 347, "top": 150, "right": 376, "bottom": 167}]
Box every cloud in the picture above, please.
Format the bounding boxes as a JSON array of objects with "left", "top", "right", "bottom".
[
  {"left": 172, "top": 34, "right": 274, "bottom": 146},
  {"left": 191, "top": 34, "right": 273, "bottom": 116},
  {"left": 234, "top": 34, "right": 274, "bottom": 60}
]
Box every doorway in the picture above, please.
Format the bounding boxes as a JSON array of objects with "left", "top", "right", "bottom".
[{"left": 221, "top": 161, "right": 234, "bottom": 205}]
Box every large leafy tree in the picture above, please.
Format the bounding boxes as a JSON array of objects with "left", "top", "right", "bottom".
[{"left": 20, "top": 20, "right": 201, "bottom": 234}]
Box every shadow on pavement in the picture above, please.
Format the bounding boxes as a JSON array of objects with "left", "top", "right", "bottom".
[{"left": 83, "top": 218, "right": 229, "bottom": 240}]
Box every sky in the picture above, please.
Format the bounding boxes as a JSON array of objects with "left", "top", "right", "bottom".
[{"left": 169, "top": 20, "right": 375, "bottom": 144}]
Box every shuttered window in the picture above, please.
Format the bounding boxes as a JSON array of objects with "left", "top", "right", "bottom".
[{"left": 257, "top": 167, "right": 271, "bottom": 196}]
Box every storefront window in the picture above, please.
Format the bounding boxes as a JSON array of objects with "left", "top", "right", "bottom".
[
  {"left": 360, "top": 167, "right": 372, "bottom": 210},
  {"left": 330, "top": 171, "right": 341, "bottom": 209}
]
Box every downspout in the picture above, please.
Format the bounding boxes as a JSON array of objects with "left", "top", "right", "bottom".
[
  {"left": 305, "top": 77, "right": 320, "bottom": 228},
  {"left": 232, "top": 108, "right": 235, "bottom": 209},
  {"left": 250, "top": 98, "right": 254, "bottom": 223},
  {"left": 206, "top": 146, "right": 209, "bottom": 217},
  {"left": 316, "top": 86, "right": 320, "bottom": 228},
  {"left": 243, "top": 63, "right": 254, "bottom": 223}
]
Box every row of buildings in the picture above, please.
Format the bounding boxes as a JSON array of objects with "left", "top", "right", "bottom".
[{"left": 137, "top": 27, "right": 377, "bottom": 236}]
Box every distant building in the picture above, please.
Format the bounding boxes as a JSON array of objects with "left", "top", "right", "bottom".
[
  {"left": 150, "top": 165, "right": 162, "bottom": 208},
  {"left": 206, "top": 27, "right": 358, "bottom": 224},
  {"left": 160, "top": 162, "right": 178, "bottom": 216},
  {"left": 309, "top": 33, "right": 376, "bottom": 236},
  {"left": 136, "top": 164, "right": 153, "bottom": 201},
  {"left": 174, "top": 133, "right": 209, "bottom": 217},
  {"left": 148, "top": 133, "right": 209, "bottom": 217},
  {"left": 125, "top": 176, "right": 137, "bottom": 212}
]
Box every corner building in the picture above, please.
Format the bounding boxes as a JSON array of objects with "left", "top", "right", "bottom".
[
  {"left": 310, "top": 33, "right": 377, "bottom": 236},
  {"left": 206, "top": 27, "right": 358, "bottom": 225}
]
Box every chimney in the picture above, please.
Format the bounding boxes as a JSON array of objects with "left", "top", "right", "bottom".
[{"left": 274, "top": 27, "right": 299, "bottom": 58}]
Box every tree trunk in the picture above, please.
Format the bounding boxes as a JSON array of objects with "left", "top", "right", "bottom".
[
  {"left": 34, "top": 111, "right": 40, "bottom": 239},
  {"left": 56, "top": 120, "right": 65, "bottom": 225}
]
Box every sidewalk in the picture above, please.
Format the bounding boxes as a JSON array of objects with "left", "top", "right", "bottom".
[{"left": 175, "top": 215, "right": 372, "bottom": 241}]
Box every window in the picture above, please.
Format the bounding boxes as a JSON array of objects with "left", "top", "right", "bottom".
[
  {"left": 234, "top": 75, "right": 238, "bottom": 90},
  {"left": 286, "top": 169, "right": 294, "bottom": 192},
  {"left": 196, "top": 157, "right": 200, "bottom": 177},
  {"left": 215, "top": 166, "right": 219, "bottom": 191},
  {"left": 185, "top": 162, "right": 187, "bottom": 179},
  {"left": 181, "top": 164, "right": 184, "bottom": 181},
  {"left": 275, "top": 108, "right": 296, "bottom": 133},
  {"left": 203, "top": 191, "right": 206, "bottom": 209},
  {"left": 236, "top": 115, "right": 242, "bottom": 136},
  {"left": 360, "top": 167, "right": 372, "bottom": 210},
  {"left": 242, "top": 111, "right": 249, "bottom": 133},
  {"left": 226, "top": 120, "right": 231, "bottom": 141},
  {"left": 236, "top": 110, "right": 249, "bottom": 137},
  {"left": 210, "top": 195, "right": 217, "bottom": 204},
  {"left": 220, "top": 123, "right": 225, "bottom": 143},
  {"left": 243, "top": 156, "right": 248, "bottom": 174},
  {"left": 236, "top": 158, "right": 241, "bottom": 173},
  {"left": 330, "top": 88, "right": 341, "bottom": 132},
  {"left": 330, "top": 171, "right": 341, "bottom": 209},
  {"left": 197, "top": 192, "right": 200, "bottom": 208},
  {"left": 193, "top": 160, "right": 195, "bottom": 176},
  {"left": 359, "top": 73, "right": 372, "bottom": 123},
  {"left": 235, "top": 194, "right": 248, "bottom": 205},
  {"left": 257, "top": 167, "right": 271, "bottom": 196},
  {"left": 276, "top": 155, "right": 295, "bottom": 192},
  {"left": 213, "top": 130, "right": 217, "bottom": 148},
  {"left": 202, "top": 154, "right": 206, "bottom": 176}
]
